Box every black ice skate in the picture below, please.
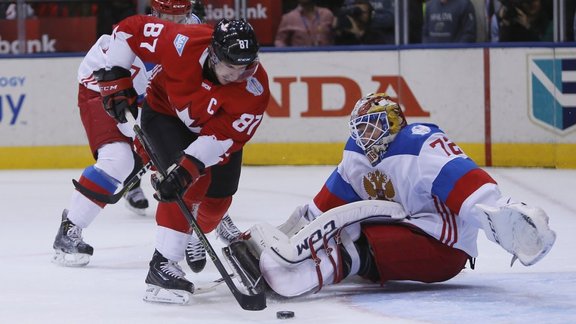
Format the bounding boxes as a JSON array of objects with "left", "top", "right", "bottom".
[
  {"left": 185, "top": 234, "right": 207, "bottom": 273},
  {"left": 216, "top": 214, "right": 243, "bottom": 244},
  {"left": 186, "top": 215, "right": 242, "bottom": 273},
  {"left": 52, "top": 209, "right": 94, "bottom": 267},
  {"left": 144, "top": 250, "right": 195, "bottom": 305},
  {"left": 124, "top": 187, "right": 149, "bottom": 216},
  {"left": 223, "top": 241, "right": 268, "bottom": 295}
]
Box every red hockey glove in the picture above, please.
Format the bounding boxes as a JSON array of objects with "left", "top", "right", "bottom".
[
  {"left": 151, "top": 155, "right": 205, "bottom": 202},
  {"left": 93, "top": 66, "right": 137, "bottom": 124}
]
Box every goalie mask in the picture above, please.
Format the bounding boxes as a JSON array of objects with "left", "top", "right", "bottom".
[
  {"left": 209, "top": 19, "right": 260, "bottom": 85},
  {"left": 349, "top": 93, "right": 407, "bottom": 164},
  {"left": 151, "top": 0, "right": 193, "bottom": 23}
]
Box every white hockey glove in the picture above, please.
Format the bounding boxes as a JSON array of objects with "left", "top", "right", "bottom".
[{"left": 476, "top": 201, "right": 556, "bottom": 266}]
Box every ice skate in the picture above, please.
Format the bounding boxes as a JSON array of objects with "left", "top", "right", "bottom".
[
  {"left": 124, "top": 187, "right": 149, "bottom": 216},
  {"left": 216, "top": 214, "right": 243, "bottom": 244},
  {"left": 185, "top": 234, "right": 206, "bottom": 273},
  {"left": 223, "top": 241, "right": 268, "bottom": 295},
  {"left": 144, "top": 250, "right": 194, "bottom": 305},
  {"left": 185, "top": 215, "right": 242, "bottom": 273},
  {"left": 52, "top": 209, "right": 94, "bottom": 267}
]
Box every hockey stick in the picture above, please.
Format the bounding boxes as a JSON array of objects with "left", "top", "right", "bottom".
[
  {"left": 194, "top": 274, "right": 236, "bottom": 295},
  {"left": 72, "top": 161, "right": 153, "bottom": 204},
  {"left": 130, "top": 114, "right": 266, "bottom": 311}
]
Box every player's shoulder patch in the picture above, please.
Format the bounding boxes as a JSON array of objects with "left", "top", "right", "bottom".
[
  {"left": 246, "top": 77, "right": 264, "bottom": 96},
  {"left": 173, "top": 34, "right": 189, "bottom": 57},
  {"left": 386, "top": 123, "right": 442, "bottom": 157},
  {"left": 410, "top": 124, "right": 432, "bottom": 135}
]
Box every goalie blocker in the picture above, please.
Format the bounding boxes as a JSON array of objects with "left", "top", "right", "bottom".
[{"left": 225, "top": 198, "right": 556, "bottom": 298}]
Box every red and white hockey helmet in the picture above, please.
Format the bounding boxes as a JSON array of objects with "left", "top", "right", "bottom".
[
  {"left": 349, "top": 93, "right": 407, "bottom": 161},
  {"left": 151, "top": 0, "right": 193, "bottom": 23}
]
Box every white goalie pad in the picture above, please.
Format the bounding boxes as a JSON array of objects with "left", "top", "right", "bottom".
[
  {"left": 276, "top": 204, "right": 316, "bottom": 237},
  {"left": 476, "top": 202, "right": 556, "bottom": 266},
  {"left": 246, "top": 200, "right": 407, "bottom": 264}
]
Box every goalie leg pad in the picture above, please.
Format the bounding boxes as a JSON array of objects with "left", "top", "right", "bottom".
[
  {"left": 247, "top": 200, "right": 407, "bottom": 264},
  {"left": 259, "top": 229, "right": 360, "bottom": 297},
  {"left": 476, "top": 201, "right": 556, "bottom": 266},
  {"left": 276, "top": 204, "right": 316, "bottom": 237}
]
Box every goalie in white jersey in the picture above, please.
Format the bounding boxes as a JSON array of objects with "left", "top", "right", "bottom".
[{"left": 224, "top": 92, "right": 557, "bottom": 297}]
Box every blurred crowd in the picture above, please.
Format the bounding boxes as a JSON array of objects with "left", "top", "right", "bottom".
[
  {"left": 0, "top": 0, "right": 137, "bottom": 38},
  {"left": 1, "top": 0, "right": 575, "bottom": 47},
  {"left": 278, "top": 0, "right": 575, "bottom": 45}
]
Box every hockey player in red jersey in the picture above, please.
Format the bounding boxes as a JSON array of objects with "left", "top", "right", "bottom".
[
  {"left": 223, "top": 93, "right": 556, "bottom": 298},
  {"left": 93, "top": 16, "right": 270, "bottom": 303},
  {"left": 52, "top": 0, "right": 202, "bottom": 267}
]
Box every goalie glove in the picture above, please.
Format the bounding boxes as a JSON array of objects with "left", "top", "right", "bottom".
[
  {"left": 476, "top": 201, "right": 556, "bottom": 266},
  {"left": 93, "top": 66, "right": 138, "bottom": 124},
  {"left": 151, "top": 155, "right": 204, "bottom": 202}
]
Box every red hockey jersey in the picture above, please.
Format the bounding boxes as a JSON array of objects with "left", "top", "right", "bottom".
[{"left": 105, "top": 15, "right": 270, "bottom": 162}]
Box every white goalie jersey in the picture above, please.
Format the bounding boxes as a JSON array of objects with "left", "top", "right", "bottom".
[{"left": 311, "top": 123, "right": 504, "bottom": 258}]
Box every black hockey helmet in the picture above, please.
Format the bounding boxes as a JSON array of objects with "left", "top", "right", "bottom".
[{"left": 211, "top": 19, "right": 259, "bottom": 65}]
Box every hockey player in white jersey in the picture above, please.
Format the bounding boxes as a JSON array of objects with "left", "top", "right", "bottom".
[
  {"left": 52, "top": 0, "right": 202, "bottom": 267},
  {"left": 224, "top": 92, "right": 556, "bottom": 297}
]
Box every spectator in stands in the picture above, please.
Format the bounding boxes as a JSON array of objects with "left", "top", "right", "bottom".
[
  {"left": 407, "top": 0, "right": 425, "bottom": 43},
  {"left": 0, "top": 3, "right": 11, "bottom": 19},
  {"left": 333, "top": 0, "right": 386, "bottom": 45},
  {"left": 33, "top": 3, "right": 97, "bottom": 17},
  {"left": 487, "top": 0, "right": 501, "bottom": 41},
  {"left": 97, "top": 0, "right": 137, "bottom": 37},
  {"left": 423, "top": 0, "right": 477, "bottom": 43},
  {"left": 350, "top": 0, "right": 395, "bottom": 44},
  {"left": 563, "top": 0, "right": 574, "bottom": 42},
  {"left": 1, "top": 2, "right": 34, "bottom": 19},
  {"left": 274, "top": 0, "right": 335, "bottom": 47},
  {"left": 496, "top": 0, "right": 552, "bottom": 42}
]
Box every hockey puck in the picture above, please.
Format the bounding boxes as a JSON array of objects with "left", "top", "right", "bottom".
[{"left": 276, "top": 311, "right": 295, "bottom": 319}]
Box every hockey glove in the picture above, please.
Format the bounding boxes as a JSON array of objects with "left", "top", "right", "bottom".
[
  {"left": 93, "top": 66, "right": 138, "bottom": 124},
  {"left": 151, "top": 155, "right": 205, "bottom": 202}
]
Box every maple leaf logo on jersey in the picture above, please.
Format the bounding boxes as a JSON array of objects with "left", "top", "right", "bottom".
[{"left": 363, "top": 170, "right": 395, "bottom": 200}]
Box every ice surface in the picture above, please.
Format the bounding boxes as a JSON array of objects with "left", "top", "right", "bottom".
[{"left": 1, "top": 166, "right": 575, "bottom": 323}]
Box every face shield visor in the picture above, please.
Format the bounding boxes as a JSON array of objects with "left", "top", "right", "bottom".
[
  {"left": 152, "top": 10, "right": 190, "bottom": 24},
  {"left": 349, "top": 111, "right": 390, "bottom": 152}
]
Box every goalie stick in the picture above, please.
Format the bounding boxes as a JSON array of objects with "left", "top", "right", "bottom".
[
  {"left": 129, "top": 114, "right": 266, "bottom": 311},
  {"left": 72, "top": 161, "right": 153, "bottom": 204},
  {"left": 194, "top": 274, "right": 236, "bottom": 295}
]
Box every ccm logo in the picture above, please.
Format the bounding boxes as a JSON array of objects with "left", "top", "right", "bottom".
[{"left": 100, "top": 85, "right": 119, "bottom": 91}]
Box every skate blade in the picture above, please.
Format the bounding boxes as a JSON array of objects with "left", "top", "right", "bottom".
[
  {"left": 52, "top": 250, "right": 90, "bottom": 267},
  {"left": 143, "top": 284, "right": 192, "bottom": 305},
  {"left": 124, "top": 200, "right": 148, "bottom": 216}
]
